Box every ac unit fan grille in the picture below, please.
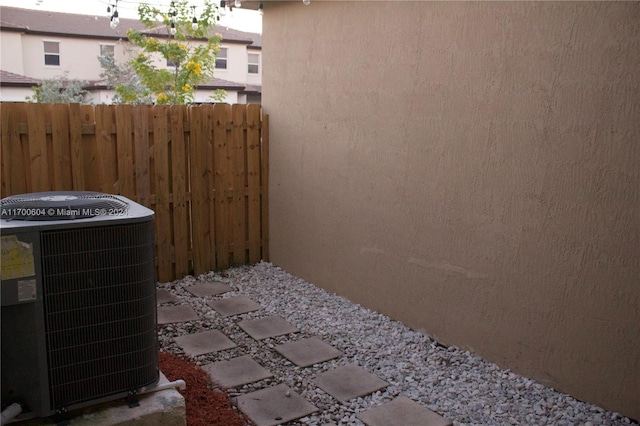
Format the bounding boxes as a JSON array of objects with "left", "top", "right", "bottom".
[{"left": 41, "top": 221, "right": 158, "bottom": 410}]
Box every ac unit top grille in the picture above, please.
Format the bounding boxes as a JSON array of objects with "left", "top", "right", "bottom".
[{"left": 1, "top": 191, "right": 129, "bottom": 221}]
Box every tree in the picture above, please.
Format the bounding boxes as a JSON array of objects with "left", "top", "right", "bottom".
[
  {"left": 98, "top": 46, "right": 154, "bottom": 105},
  {"left": 27, "top": 72, "right": 91, "bottom": 104},
  {"left": 121, "top": 0, "right": 225, "bottom": 105}
]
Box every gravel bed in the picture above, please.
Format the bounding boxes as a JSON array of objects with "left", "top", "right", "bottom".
[{"left": 157, "top": 262, "right": 636, "bottom": 426}]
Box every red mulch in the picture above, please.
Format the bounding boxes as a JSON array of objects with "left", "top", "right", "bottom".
[{"left": 158, "top": 351, "right": 253, "bottom": 426}]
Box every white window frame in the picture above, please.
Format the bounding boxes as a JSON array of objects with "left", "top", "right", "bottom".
[
  {"left": 247, "top": 52, "right": 260, "bottom": 74},
  {"left": 215, "top": 47, "right": 228, "bottom": 70},
  {"left": 43, "top": 40, "right": 60, "bottom": 67}
]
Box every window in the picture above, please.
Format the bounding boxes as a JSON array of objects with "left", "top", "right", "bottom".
[
  {"left": 215, "top": 47, "right": 227, "bottom": 69},
  {"left": 44, "top": 41, "right": 60, "bottom": 66},
  {"left": 248, "top": 53, "right": 259, "bottom": 74},
  {"left": 100, "top": 44, "right": 115, "bottom": 57}
]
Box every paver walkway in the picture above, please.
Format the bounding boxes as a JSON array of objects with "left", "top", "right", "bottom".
[{"left": 157, "top": 281, "right": 451, "bottom": 426}]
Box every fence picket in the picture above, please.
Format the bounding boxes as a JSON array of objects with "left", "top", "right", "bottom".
[
  {"left": 152, "top": 106, "right": 172, "bottom": 282},
  {"left": 202, "top": 104, "right": 216, "bottom": 271},
  {"left": 95, "top": 105, "right": 117, "bottom": 193},
  {"left": 133, "top": 105, "right": 151, "bottom": 206},
  {"left": 189, "top": 105, "right": 213, "bottom": 275},
  {"left": 261, "top": 113, "right": 270, "bottom": 261},
  {"left": 68, "top": 104, "right": 86, "bottom": 190},
  {"left": 51, "top": 104, "right": 72, "bottom": 190},
  {"left": 26, "top": 103, "right": 49, "bottom": 192},
  {"left": 213, "top": 103, "right": 231, "bottom": 270},
  {"left": 231, "top": 104, "right": 247, "bottom": 265},
  {"left": 170, "top": 105, "right": 190, "bottom": 278},
  {"left": 246, "top": 104, "right": 261, "bottom": 263},
  {"left": 1, "top": 104, "right": 26, "bottom": 196},
  {"left": 115, "top": 105, "right": 135, "bottom": 199},
  {"left": 79, "top": 105, "right": 97, "bottom": 190}
]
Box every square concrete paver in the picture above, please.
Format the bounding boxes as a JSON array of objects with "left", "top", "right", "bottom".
[
  {"left": 157, "top": 305, "right": 199, "bottom": 325},
  {"left": 185, "top": 281, "right": 232, "bottom": 297},
  {"left": 236, "top": 384, "right": 318, "bottom": 426},
  {"left": 174, "top": 330, "right": 236, "bottom": 357},
  {"left": 156, "top": 289, "right": 178, "bottom": 305},
  {"left": 357, "top": 396, "right": 452, "bottom": 426},
  {"left": 203, "top": 355, "right": 273, "bottom": 388},
  {"left": 313, "top": 364, "right": 388, "bottom": 402},
  {"left": 238, "top": 315, "right": 299, "bottom": 340},
  {"left": 207, "top": 296, "right": 262, "bottom": 317},
  {"left": 275, "top": 337, "right": 342, "bottom": 367}
]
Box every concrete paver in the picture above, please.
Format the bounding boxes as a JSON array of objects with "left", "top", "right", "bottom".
[
  {"left": 153, "top": 287, "right": 443, "bottom": 426},
  {"left": 203, "top": 355, "right": 273, "bottom": 388},
  {"left": 185, "top": 281, "right": 232, "bottom": 297},
  {"left": 156, "top": 289, "right": 178, "bottom": 305},
  {"left": 236, "top": 384, "right": 318, "bottom": 426},
  {"left": 238, "top": 315, "right": 299, "bottom": 340},
  {"left": 157, "top": 305, "right": 199, "bottom": 325},
  {"left": 207, "top": 296, "right": 262, "bottom": 317},
  {"left": 313, "top": 364, "right": 387, "bottom": 402},
  {"left": 275, "top": 337, "right": 343, "bottom": 367},
  {"left": 173, "top": 330, "right": 237, "bottom": 357},
  {"left": 357, "top": 396, "right": 452, "bottom": 426}
]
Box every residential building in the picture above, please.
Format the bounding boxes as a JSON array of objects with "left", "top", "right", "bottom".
[
  {"left": 260, "top": 1, "right": 640, "bottom": 420},
  {"left": 0, "top": 6, "right": 261, "bottom": 103}
]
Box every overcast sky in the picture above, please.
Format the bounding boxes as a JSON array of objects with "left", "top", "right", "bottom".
[{"left": 0, "top": 0, "right": 262, "bottom": 33}]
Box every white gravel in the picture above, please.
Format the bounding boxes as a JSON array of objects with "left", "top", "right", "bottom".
[{"left": 157, "top": 262, "right": 636, "bottom": 426}]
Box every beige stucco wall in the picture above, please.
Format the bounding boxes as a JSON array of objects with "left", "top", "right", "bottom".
[
  {"left": 0, "top": 86, "right": 33, "bottom": 101},
  {"left": 214, "top": 42, "right": 252, "bottom": 84},
  {"left": 0, "top": 31, "right": 25, "bottom": 75},
  {"left": 262, "top": 1, "right": 640, "bottom": 419},
  {"left": 20, "top": 35, "right": 127, "bottom": 80}
]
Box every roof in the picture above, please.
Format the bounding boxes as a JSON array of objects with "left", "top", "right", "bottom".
[
  {"left": 215, "top": 27, "right": 261, "bottom": 47},
  {"left": 0, "top": 70, "right": 41, "bottom": 86},
  {"left": 198, "top": 77, "right": 247, "bottom": 90},
  {"left": 241, "top": 84, "right": 262, "bottom": 94},
  {"left": 2, "top": 72, "right": 256, "bottom": 93},
  {"left": 86, "top": 77, "right": 250, "bottom": 91},
  {"left": 0, "top": 7, "right": 143, "bottom": 40},
  {"left": 0, "top": 6, "right": 261, "bottom": 47}
]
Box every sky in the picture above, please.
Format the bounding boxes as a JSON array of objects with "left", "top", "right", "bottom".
[{"left": 0, "top": 0, "right": 262, "bottom": 33}]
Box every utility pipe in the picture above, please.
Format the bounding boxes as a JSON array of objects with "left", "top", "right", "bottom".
[
  {"left": 0, "top": 403, "right": 22, "bottom": 425},
  {"left": 139, "top": 378, "right": 186, "bottom": 395}
]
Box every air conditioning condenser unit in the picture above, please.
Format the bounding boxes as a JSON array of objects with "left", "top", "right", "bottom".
[{"left": 1, "top": 191, "right": 158, "bottom": 420}]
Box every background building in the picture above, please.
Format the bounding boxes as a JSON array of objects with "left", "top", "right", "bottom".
[{"left": 0, "top": 6, "right": 261, "bottom": 103}]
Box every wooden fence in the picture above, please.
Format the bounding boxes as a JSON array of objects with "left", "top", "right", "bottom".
[{"left": 0, "top": 102, "right": 269, "bottom": 282}]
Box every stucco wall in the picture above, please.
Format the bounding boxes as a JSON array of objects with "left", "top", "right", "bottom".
[
  {"left": 262, "top": 1, "right": 640, "bottom": 419},
  {"left": 20, "top": 35, "right": 128, "bottom": 80},
  {"left": 214, "top": 42, "right": 251, "bottom": 84},
  {"left": 0, "top": 31, "right": 24, "bottom": 75},
  {"left": 0, "top": 87, "right": 33, "bottom": 101}
]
